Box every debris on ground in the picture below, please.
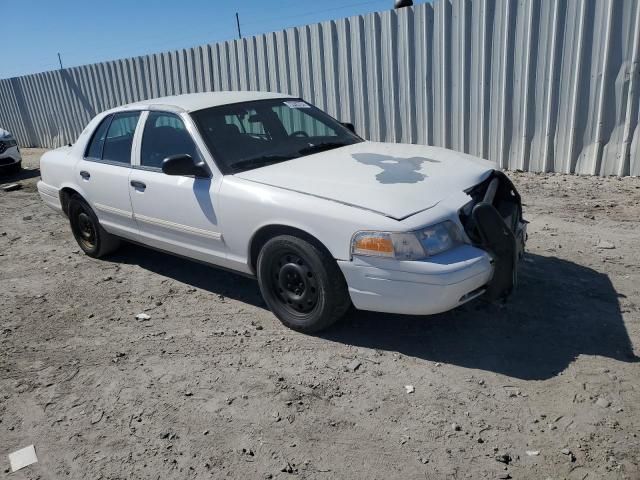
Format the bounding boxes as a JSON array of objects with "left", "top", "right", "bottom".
[
  {"left": 1, "top": 183, "right": 22, "bottom": 192},
  {"left": 90, "top": 409, "right": 104, "bottom": 424},
  {"left": 8, "top": 445, "right": 38, "bottom": 472},
  {"left": 404, "top": 385, "right": 415, "bottom": 394},
  {"left": 345, "top": 359, "right": 361, "bottom": 372},
  {"left": 596, "top": 240, "right": 616, "bottom": 249}
]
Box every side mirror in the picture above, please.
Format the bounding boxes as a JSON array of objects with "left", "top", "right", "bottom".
[
  {"left": 162, "top": 154, "right": 210, "bottom": 178},
  {"left": 341, "top": 122, "right": 356, "bottom": 134}
]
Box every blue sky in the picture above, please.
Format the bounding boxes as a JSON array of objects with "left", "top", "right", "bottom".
[{"left": 2, "top": 0, "right": 421, "bottom": 79}]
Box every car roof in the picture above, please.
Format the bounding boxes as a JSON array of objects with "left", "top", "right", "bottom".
[{"left": 108, "top": 91, "right": 295, "bottom": 114}]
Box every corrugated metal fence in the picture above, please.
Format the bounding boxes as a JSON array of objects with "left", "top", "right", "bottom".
[{"left": 0, "top": 0, "right": 639, "bottom": 175}]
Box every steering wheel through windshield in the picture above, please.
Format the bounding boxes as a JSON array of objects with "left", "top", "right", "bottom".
[{"left": 289, "top": 130, "right": 309, "bottom": 138}]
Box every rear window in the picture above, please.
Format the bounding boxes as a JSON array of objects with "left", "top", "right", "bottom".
[
  {"left": 102, "top": 112, "right": 140, "bottom": 165},
  {"left": 85, "top": 116, "right": 112, "bottom": 160}
]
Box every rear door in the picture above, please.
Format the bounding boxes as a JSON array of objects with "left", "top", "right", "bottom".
[
  {"left": 75, "top": 111, "right": 141, "bottom": 239},
  {"left": 128, "top": 111, "right": 227, "bottom": 265}
]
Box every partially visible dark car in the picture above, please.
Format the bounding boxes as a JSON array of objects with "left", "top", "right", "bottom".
[{"left": 0, "top": 128, "right": 22, "bottom": 175}]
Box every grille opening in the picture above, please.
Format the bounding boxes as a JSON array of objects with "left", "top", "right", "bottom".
[{"left": 459, "top": 171, "right": 522, "bottom": 244}]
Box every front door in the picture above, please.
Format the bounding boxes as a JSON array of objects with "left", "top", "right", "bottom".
[
  {"left": 128, "top": 111, "right": 227, "bottom": 266},
  {"left": 75, "top": 111, "right": 141, "bottom": 239}
]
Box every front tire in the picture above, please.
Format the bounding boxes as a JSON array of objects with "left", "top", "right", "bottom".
[
  {"left": 68, "top": 195, "right": 120, "bottom": 258},
  {"left": 0, "top": 161, "right": 21, "bottom": 176},
  {"left": 10, "top": 161, "right": 22, "bottom": 175},
  {"left": 257, "top": 235, "right": 351, "bottom": 333}
]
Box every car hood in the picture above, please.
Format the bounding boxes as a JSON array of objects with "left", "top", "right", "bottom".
[{"left": 234, "top": 141, "right": 495, "bottom": 220}]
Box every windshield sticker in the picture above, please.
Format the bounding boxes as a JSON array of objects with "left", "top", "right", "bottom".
[{"left": 284, "top": 101, "right": 311, "bottom": 109}]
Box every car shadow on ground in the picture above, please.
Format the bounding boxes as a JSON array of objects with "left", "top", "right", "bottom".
[
  {"left": 0, "top": 167, "right": 41, "bottom": 183},
  {"left": 110, "top": 246, "right": 637, "bottom": 381},
  {"left": 108, "top": 244, "right": 266, "bottom": 308},
  {"left": 323, "top": 253, "right": 638, "bottom": 380}
]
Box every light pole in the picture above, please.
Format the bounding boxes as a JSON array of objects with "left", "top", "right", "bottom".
[{"left": 236, "top": 12, "right": 242, "bottom": 39}]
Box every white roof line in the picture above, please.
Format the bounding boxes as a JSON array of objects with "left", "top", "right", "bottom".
[{"left": 106, "top": 91, "right": 296, "bottom": 115}]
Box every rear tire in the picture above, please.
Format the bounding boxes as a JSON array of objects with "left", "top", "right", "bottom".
[
  {"left": 257, "top": 235, "right": 351, "bottom": 333},
  {"left": 68, "top": 195, "right": 120, "bottom": 258}
]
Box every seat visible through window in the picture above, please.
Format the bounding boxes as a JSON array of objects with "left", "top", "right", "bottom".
[{"left": 141, "top": 113, "right": 200, "bottom": 169}]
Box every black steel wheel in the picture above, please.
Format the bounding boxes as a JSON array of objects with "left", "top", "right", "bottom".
[
  {"left": 257, "top": 235, "right": 351, "bottom": 333},
  {"left": 68, "top": 194, "right": 121, "bottom": 258},
  {"left": 76, "top": 210, "right": 97, "bottom": 251},
  {"left": 270, "top": 251, "right": 319, "bottom": 315}
]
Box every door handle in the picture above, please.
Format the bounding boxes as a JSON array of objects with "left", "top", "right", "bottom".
[
  {"left": 130, "top": 180, "right": 146, "bottom": 191},
  {"left": 80, "top": 170, "right": 90, "bottom": 180}
]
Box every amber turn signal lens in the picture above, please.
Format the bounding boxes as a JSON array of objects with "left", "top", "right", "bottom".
[{"left": 353, "top": 235, "right": 394, "bottom": 255}]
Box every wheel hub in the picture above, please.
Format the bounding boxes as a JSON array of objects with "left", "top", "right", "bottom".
[
  {"left": 272, "top": 253, "right": 318, "bottom": 313},
  {"left": 279, "top": 263, "right": 307, "bottom": 298},
  {"left": 78, "top": 213, "right": 94, "bottom": 240},
  {"left": 75, "top": 210, "right": 96, "bottom": 249}
]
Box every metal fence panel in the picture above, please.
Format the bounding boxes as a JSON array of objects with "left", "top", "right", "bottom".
[{"left": 0, "top": 0, "right": 638, "bottom": 175}]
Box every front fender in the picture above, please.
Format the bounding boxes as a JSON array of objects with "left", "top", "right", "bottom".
[{"left": 219, "top": 176, "right": 401, "bottom": 267}]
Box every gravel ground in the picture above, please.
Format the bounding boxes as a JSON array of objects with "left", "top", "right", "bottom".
[{"left": 1, "top": 149, "right": 639, "bottom": 480}]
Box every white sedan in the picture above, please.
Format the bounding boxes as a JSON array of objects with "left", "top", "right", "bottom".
[{"left": 37, "top": 91, "right": 526, "bottom": 332}]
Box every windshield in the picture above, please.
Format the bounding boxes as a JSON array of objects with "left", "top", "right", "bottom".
[{"left": 190, "top": 98, "right": 362, "bottom": 174}]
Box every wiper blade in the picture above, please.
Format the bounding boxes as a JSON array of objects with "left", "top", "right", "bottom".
[
  {"left": 298, "top": 142, "right": 349, "bottom": 156},
  {"left": 230, "top": 154, "right": 295, "bottom": 172}
]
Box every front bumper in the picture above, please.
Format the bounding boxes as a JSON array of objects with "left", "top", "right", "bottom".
[
  {"left": 0, "top": 146, "right": 22, "bottom": 172},
  {"left": 339, "top": 170, "right": 527, "bottom": 316},
  {"left": 338, "top": 244, "right": 494, "bottom": 315}
]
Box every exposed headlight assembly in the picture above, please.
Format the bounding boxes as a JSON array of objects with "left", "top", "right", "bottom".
[{"left": 351, "top": 221, "right": 463, "bottom": 260}]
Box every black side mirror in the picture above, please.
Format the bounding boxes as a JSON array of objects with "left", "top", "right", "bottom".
[
  {"left": 341, "top": 122, "right": 356, "bottom": 134},
  {"left": 162, "top": 154, "right": 210, "bottom": 178}
]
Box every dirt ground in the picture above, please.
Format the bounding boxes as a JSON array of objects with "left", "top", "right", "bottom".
[{"left": 1, "top": 149, "right": 639, "bottom": 480}]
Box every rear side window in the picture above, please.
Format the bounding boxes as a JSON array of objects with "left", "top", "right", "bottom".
[
  {"left": 140, "top": 112, "right": 200, "bottom": 169},
  {"left": 101, "top": 112, "right": 141, "bottom": 165},
  {"left": 85, "top": 115, "right": 112, "bottom": 160}
]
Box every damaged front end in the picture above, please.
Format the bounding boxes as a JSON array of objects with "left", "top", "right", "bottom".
[{"left": 459, "top": 171, "right": 527, "bottom": 301}]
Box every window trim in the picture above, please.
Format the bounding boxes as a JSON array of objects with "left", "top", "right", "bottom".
[{"left": 131, "top": 110, "right": 149, "bottom": 170}]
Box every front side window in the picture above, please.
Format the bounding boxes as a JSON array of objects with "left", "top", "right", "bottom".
[
  {"left": 190, "top": 98, "right": 361, "bottom": 174},
  {"left": 140, "top": 112, "right": 201, "bottom": 169},
  {"left": 101, "top": 112, "right": 141, "bottom": 165}
]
